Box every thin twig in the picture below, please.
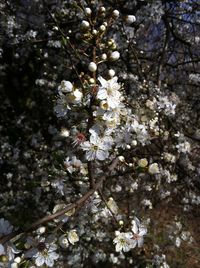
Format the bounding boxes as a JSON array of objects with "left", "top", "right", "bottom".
[{"left": 0, "top": 159, "right": 119, "bottom": 245}]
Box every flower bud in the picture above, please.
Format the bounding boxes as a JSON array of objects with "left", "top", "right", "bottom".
[
  {"left": 131, "top": 140, "right": 137, "bottom": 146},
  {"left": 125, "top": 15, "right": 136, "bottom": 24},
  {"left": 99, "top": 24, "right": 106, "bottom": 32},
  {"left": 111, "top": 43, "right": 117, "bottom": 50},
  {"left": 138, "top": 158, "right": 148, "bottom": 168},
  {"left": 110, "top": 51, "right": 120, "bottom": 61},
  {"left": 148, "top": 163, "right": 159, "bottom": 174},
  {"left": 108, "top": 40, "right": 113, "bottom": 46},
  {"left": 101, "top": 53, "right": 107, "bottom": 60},
  {"left": 61, "top": 128, "right": 70, "bottom": 137},
  {"left": 14, "top": 257, "right": 21, "bottom": 264},
  {"left": 88, "top": 62, "right": 97, "bottom": 72},
  {"left": 100, "top": 6, "right": 106, "bottom": 13},
  {"left": 85, "top": 7, "right": 92, "bottom": 15},
  {"left": 89, "top": 78, "right": 95, "bottom": 84},
  {"left": 118, "top": 155, "right": 125, "bottom": 162},
  {"left": 92, "top": 29, "right": 98, "bottom": 35},
  {"left": 108, "top": 69, "right": 115, "bottom": 77},
  {"left": 36, "top": 226, "right": 46, "bottom": 234},
  {"left": 112, "top": 10, "right": 119, "bottom": 18},
  {"left": 81, "top": 20, "right": 90, "bottom": 28}
]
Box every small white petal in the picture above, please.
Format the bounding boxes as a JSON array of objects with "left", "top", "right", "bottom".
[
  {"left": 45, "top": 257, "right": 54, "bottom": 267},
  {"left": 96, "top": 150, "right": 108, "bottom": 161},
  {"left": 35, "top": 255, "right": 45, "bottom": 266},
  {"left": 115, "top": 243, "right": 122, "bottom": 252},
  {"left": 137, "top": 237, "right": 144, "bottom": 248},
  {"left": 0, "top": 244, "right": 5, "bottom": 255},
  {"left": 138, "top": 226, "right": 147, "bottom": 236},
  {"left": 131, "top": 220, "right": 138, "bottom": 234},
  {"left": 97, "top": 89, "right": 108, "bottom": 100}
]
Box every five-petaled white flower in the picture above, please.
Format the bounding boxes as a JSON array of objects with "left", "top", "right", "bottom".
[
  {"left": 68, "top": 230, "right": 79, "bottom": 245},
  {"left": 113, "top": 231, "right": 135, "bottom": 252},
  {"left": 25, "top": 237, "right": 59, "bottom": 267},
  {"left": 97, "top": 76, "right": 122, "bottom": 109},
  {"left": 34, "top": 244, "right": 59, "bottom": 267},
  {"left": 81, "top": 132, "right": 112, "bottom": 161}
]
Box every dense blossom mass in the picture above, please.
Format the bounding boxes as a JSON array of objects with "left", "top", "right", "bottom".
[{"left": 0, "top": 0, "right": 200, "bottom": 267}]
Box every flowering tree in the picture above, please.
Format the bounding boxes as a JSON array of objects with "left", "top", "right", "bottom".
[{"left": 0, "top": 0, "right": 200, "bottom": 267}]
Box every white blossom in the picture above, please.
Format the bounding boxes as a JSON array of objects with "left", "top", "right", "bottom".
[
  {"left": 68, "top": 230, "right": 79, "bottom": 245},
  {"left": 58, "top": 80, "right": 73, "bottom": 93},
  {"left": 25, "top": 238, "right": 59, "bottom": 267},
  {"left": 81, "top": 132, "right": 112, "bottom": 161},
  {"left": 97, "top": 76, "right": 121, "bottom": 109},
  {"left": 148, "top": 163, "right": 159, "bottom": 174},
  {"left": 34, "top": 245, "right": 59, "bottom": 267},
  {"left": 138, "top": 158, "right": 148, "bottom": 168},
  {"left": 59, "top": 234, "right": 69, "bottom": 249},
  {"left": 113, "top": 231, "right": 135, "bottom": 252}
]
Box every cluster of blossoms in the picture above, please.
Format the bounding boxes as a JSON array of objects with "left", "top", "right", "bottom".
[
  {"left": 81, "top": 75, "right": 125, "bottom": 161},
  {"left": 113, "top": 218, "right": 147, "bottom": 252},
  {"left": 1, "top": 0, "right": 199, "bottom": 267}
]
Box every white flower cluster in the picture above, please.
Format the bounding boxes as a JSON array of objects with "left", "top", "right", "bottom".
[
  {"left": 157, "top": 95, "right": 176, "bottom": 116},
  {"left": 113, "top": 217, "right": 147, "bottom": 252},
  {"left": 175, "top": 132, "right": 191, "bottom": 153},
  {"left": 64, "top": 156, "right": 82, "bottom": 173},
  {"left": 59, "top": 230, "right": 79, "bottom": 248},
  {"left": 55, "top": 80, "right": 83, "bottom": 117},
  {"left": 80, "top": 76, "right": 125, "bottom": 161}
]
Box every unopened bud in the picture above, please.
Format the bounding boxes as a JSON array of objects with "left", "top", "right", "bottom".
[
  {"left": 108, "top": 69, "right": 115, "bottom": 77},
  {"left": 100, "top": 6, "right": 106, "bottom": 13},
  {"left": 125, "top": 15, "right": 136, "bottom": 24},
  {"left": 101, "top": 53, "right": 107, "bottom": 60},
  {"left": 118, "top": 155, "right": 125, "bottom": 162},
  {"left": 85, "top": 7, "right": 92, "bottom": 15},
  {"left": 88, "top": 62, "right": 97, "bottom": 72},
  {"left": 131, "top": 140, "right": 137, "bottom": 146},
  {"left": 112, "top": 10, "right": 119, "bottom": 18},
  {"left": 99, "top": 24, "right": 106, "bottom": 32},
  {"left": 110, "top": 51, "right": 120, "bottom": 61},
  {"left": 81, "top": 20, "right": 90, "bottom": 28},
  {"left": 92, "top": 29, "right": 98, "bottom": 35}
]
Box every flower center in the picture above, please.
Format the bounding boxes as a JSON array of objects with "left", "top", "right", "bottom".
[{"left": 37, "top": 242, "right": 46, "bottom": 252}]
